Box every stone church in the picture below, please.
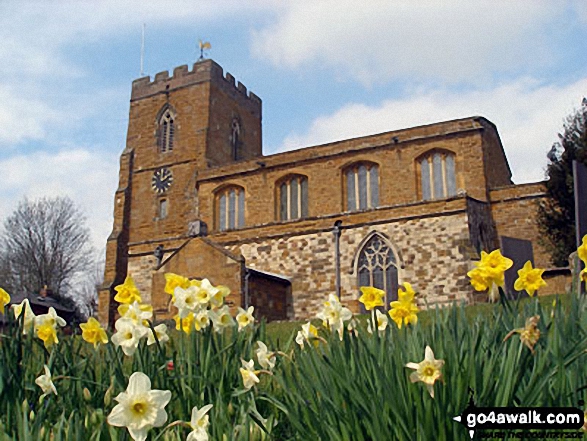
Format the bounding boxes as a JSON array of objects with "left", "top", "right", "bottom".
[{"left": 97, "top": 58, "right": 562, "bottom": 327}]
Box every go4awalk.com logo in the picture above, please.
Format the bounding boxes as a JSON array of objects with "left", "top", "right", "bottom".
[{"left": 453, "top": 393, "right": 584, "bottom": 439}]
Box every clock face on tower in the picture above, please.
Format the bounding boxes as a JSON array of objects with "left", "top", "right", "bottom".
[{"left": 151, "top": 167, "right": 173, "bottom": 194}]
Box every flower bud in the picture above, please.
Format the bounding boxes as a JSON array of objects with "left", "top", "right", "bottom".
[{"left": 83, "top": 387, "right": 92, "bottom": 402}]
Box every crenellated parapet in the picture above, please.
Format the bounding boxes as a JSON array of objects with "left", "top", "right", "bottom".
[{"left": 131, "top": 59, "right": 261, "bottom": 116}]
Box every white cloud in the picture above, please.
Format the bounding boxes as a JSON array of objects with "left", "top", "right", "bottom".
[
  {"left": 272, "top": 77, "right": 587, "bottom": 184},
  {"left": 0, "top": 149, "right": 119, "bottom": 252},
  {"left": 252, "top": 0, "right": 578, "bottom": 84}
]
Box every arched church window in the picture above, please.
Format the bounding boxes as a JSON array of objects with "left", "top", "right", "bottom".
[
  {"left": 418, "top": 150, "right": 456, "bottom": 200},
  {"left": 216, "top": 186, "right": 245, "bottom": 231},
  {"left": 345, "top": 162, "right": 379, "bottom": 211},
  {"left": 356, "top": 233, "right": 398, "bottom": 312},
  {"left": 158, "top": 107, "right": 175, "bottom": 153},
  {"left": 278, "top": 175, "right": 308, "bottom": 221}
]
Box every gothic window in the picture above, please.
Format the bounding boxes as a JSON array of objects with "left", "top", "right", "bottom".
[
  {"left": 356, "top": 234, "right": 399, "bottom": 312},
  {"left": 231, "top": 118, "right": 241, "bottom": 160},
  {"left": 278, "top": 175, "right": 308, "bottom": 221},
  {"left": 345, "top": 162, "right": 379, "bottom": 211},
  {"left": 217, "top": 186, "right": 245, "bottom": 231},
  {"left": 158, "top": 107, "right": 175, "bottom": 153},
  {"left": 419, "top": 150, "right": 456, "bottom": 200}
]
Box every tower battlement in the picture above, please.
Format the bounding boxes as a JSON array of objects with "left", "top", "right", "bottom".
[{"left": 131, "top": 59, "right": 261, "bottom": 116}]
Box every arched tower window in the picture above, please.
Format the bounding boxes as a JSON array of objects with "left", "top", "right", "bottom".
[
  {"left": 356, "top": 233, "right": 399, "bottom": 312},
  {"left": 344, "top": 162, "right": 379, "bottom": 212},
  {"left": 418, "top": 150, "right": 456, "bottom": 200},
  {"left": 277, "top": 175, "right": 308, "bottom": 221},
  {"left": 216, "top": 185, "right": 245, "bottom": 231},
  {"left": 158, "top": 107, "right": 175, "bottom": 153},
  {"left": 231, "top": 118, "right": 241, "bottom": 160}
]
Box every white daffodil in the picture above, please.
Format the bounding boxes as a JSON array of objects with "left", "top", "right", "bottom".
[
  {"left": 209, "top": 305, "right": 235, "bottom": 332},
  {"left": 187, "top": 404, "right": 213, "bottom": 441},
  {"left": 295, "top": 321, "right": 319, "bottom": 349},
  {"left": 236, "top": 306, "right": 255, "bottom": 331},
  {"left": 35, "top": 306, "right": 67, "bottom": 328},
  {"left": 367, "top": 310, "right": 389, "bottom": 334},
  {"left": 111, "top": 318, "right": 148, "bottom": 356},
  {"left": 209, "top": 284, "right": 230, "bottom": 308},
  {"left": 316, "top": 294, "right": 352, "bottom": 340},
  {"left": 146, "top": 324, "right": 169, "bottom": 346},
  {"left": 239, "top": 359, "right": 260, "bottom": 390},
  {"left": 194, "top": 310, "right": 211, "bottom": 332},
  {"left": 173, "top": 285, "right": 200, "bottom": 318},
  {"left": 117, "top": 301, "right": 153, "bottom": 325},
  {"left": 107, "top": 372, "right": 172, "bottom": 441},
  {"left": 195, "top": 279, "right": 218, "bottom": 307},
  {"left": 35, "top": 365, "right": 57, "bottom": 398},
  {"left": 11, "top": 299, "right": 35, "bottom": 334},
  {"left": 255, "top": 341, "right": 276, "bottom": 370}
]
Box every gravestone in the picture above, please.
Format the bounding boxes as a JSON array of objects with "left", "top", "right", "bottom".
[{"left": 500, "top": 236, "right": 534, "bottom": 300}]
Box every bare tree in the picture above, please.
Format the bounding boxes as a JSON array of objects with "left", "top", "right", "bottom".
[{"left": 0, "top": 196, "right": 94, "bottom": 299}]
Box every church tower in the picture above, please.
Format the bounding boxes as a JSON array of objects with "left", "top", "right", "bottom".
[{"left": 98, "top": 59, "right": 262, "bottom": 326}]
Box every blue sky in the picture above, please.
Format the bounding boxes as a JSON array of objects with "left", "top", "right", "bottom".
[{"left": 1, "top": 1, "right": 587, "bottom": 258}]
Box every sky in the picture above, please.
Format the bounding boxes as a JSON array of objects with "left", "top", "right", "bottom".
[{"left": 1, "top": 0, "right": 586, "bottom": 259}]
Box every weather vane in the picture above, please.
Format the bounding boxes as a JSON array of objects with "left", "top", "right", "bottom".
[{"left": 198, "top": 39, "right": 211, "bottom": 60}]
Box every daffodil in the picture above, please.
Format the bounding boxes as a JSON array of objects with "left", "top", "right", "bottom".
[
  {"left": 236, "top": 306, "right": 255, "bottom": 331},
  {"left": 209, "top": 305, "right": 235, "bottom": 332},
  {"left": 467, "top": 249, "right": 513, "bottom": 292},
  {"left": 581, "top": 267, "right": 587, "bottom": 283},
  {"left": 504, "top": 315, "right": 541, "bottom": 354},
  {"left": 107, "top": 371, "right": 172, "bottom": 441},
  {"left": 256, "top": 341, "right": 276, "bottom": 370},
  {"left": 405, "top": 346, "right": 444, "bottom": 398},
  {"left": 164, "top": 273, "right": 190, "bottom": 297},
  {"left": 35, "top": 365, "right": 57, "bottom": 398},
  {"left": 195, "top": 279, "right": 218, "bottom": 307},
  {"left": 147, "top": 324, "right": 169, "bottom": 346},
  {"left": 111, "top": 318, "right": 148, "bottom": 356},
  {"left": 295, "top": 321, "right": 319, "bottom": 349},
  {"left": 35, "top": 307, "right": 66, "bottom": 328},
  {"left": 578, "top": 235, "right": 587, "bottom": 263},
  {"left": 0, "top": 287, "right": 10, "bottom": 315},
  {"left": 194, "top": 310, "right": 211, "bottom": 332},
  {"left": 175, "top": 312, "right": 196, "bottom": 334},
  {"left": 239, "top": 359, "right": 260, "bottom": 390},
  {"left": 173, "top": 285, "right": 200, "bottom": 318},
  {"left": 397, "top": 282, "right": 416, "bottom": 302},
  {"left": 359, "top": 286, "right": 385, "bottom": 310},
  {"left": 316, "top": 294, "right": 353, "bottom": 340},
  {"left": 80, "top": 317, "right": 109, "bottom": 347},
  {"left": 514, "top": 261, "right": 546, "bottom": 296},
  {"left": 389, "top": 299, "right": 419, "bottom": 329},
  {"left": 35, "top": 321, "right": 59, "bottom": 348},
  {"left": 367, "top": 309, "right": 389, "bottom": 334},
  {"left": 11, "top": 299, "right": 35, "bottom": 334},
  {"left": 209, "top": 284, "right": 230, "bottom": 308},
  {"left": 187, "top": 404, "right": 213, "bottom": 441},
  {"left": 118, "top": 301, "right": 153, "bottom": 325},
  {"left": 114, "top": 276, "right": 142, "bottom": 304}
]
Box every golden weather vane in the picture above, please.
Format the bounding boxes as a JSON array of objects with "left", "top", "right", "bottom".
[{"left": 198, "top": 39, "right": 211, "bottom": 60}]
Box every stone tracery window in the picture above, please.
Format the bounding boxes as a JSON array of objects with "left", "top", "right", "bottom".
[
  {"left": 278, "top": 175, "right": 308, "bottom": 221},
  {"left": 345, "top": 162, "right": 379, "bottom": 212},
  {"left": 356, "top": 233, "right": 398, "bottom": 312},
  {"left": 158, "top": 107, "right": 175, "bottom": 153},
  {"left": 216, "top": 186, "right": 245, "bottom": 231},
  {"left": 419, "top": 150, "right": 456, "bottom": 200}
]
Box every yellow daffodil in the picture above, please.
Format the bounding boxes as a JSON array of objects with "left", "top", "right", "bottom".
[
  {"left": 187, "top": 404, "right": 213, "bottom": 441},
  {"left": 80, "top": 317, "right": 109, "bottom": 348},
  {"left": 405, "top": 346, "right": 444, "bottom": 398},
  {"left": 256, "top": 341, "right": 276, "bottom": 370},
  {"left": 239, "top": 359, "right": 260, "bottom": 390},
  {"left": 503, "top": 315, "right": 541, "bottom": 354},
  {"left": 175, "top": 312, "right": 196, "bottom": 335},
  {"left": 11, "top": 299, "right": 35, "bottom": 334},
  {"left": 114, "top": 276, "right": 142, "bottom": 304},
  {"left": 514, "top": 261, "right": 546, "bottom": 296},
  {"left": 164, "top": 273, "right": 190, "bottom": 297},
  {"left": 0, "top": 287, "right": 10, "bottom": 315},
  {"left": 467, "top": 249, "right": 513, "bottom": 292},
  {"left": 236, "top": 306, "right": 255, "bottom": 331},
  {"left": 107, "top": 371, "right": 172, "bottom": 441},
  {"left": 359, "top": 286, "right": 385, "bottom": 310},
  {"left": 295, "top": 321, "right": 319, "bottom": 349},
  {"left": 389, "top": 299, "right": 419, "bottom": 329},
  {"left": 398, "top": 282, "right": 416, "bottom": 302},
  {"left": 147, "top": 324, "right": 169, "bottom": 346},
  {"left": 35, "top": 365, "right": 57, "bottom": 398},
  {"left": 578, "top": 235, "right": 587, "bottom": 263},
  {"left": 35, "top": 322, "right": 59, "bottom": 348}
]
